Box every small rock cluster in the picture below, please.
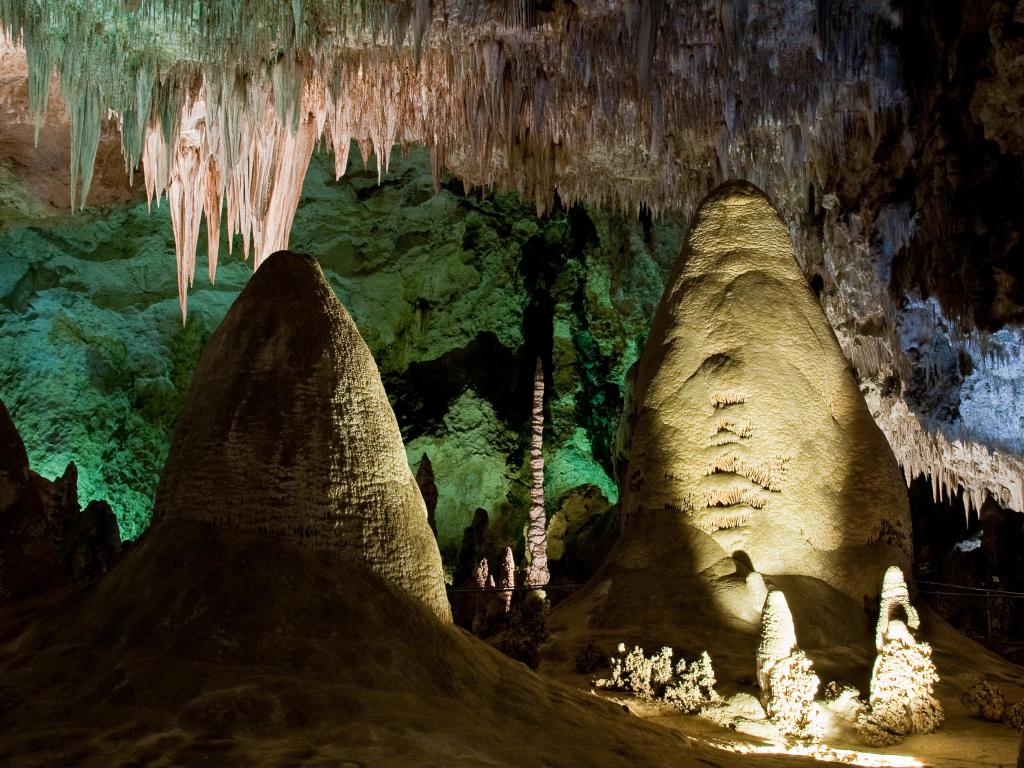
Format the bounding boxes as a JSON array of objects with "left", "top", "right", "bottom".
[
  {"left": 596, "top": 644, "right": 721, "bottom": 714},
  {"left": 959, "top": 678, "right": 1024, "bottom": 739},
  {"left": 757, "top": 590, "right": 821, "bottom": 740},
  {"left": 1, "top": 398, "right": 121, "bottom": 603}
]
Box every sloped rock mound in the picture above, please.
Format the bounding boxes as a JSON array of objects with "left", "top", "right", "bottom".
[
  {"left": 0, "top": 251, "right": 811, "bottom": 766},
  {"left": 153, "top": 250, "right": 449, "bottom": 621},
  {"left": 548, "top": 181, "right": 911, "bottom": 688},
  {"left": 0, "top": 518, "right": 727, "bottom": 766}
]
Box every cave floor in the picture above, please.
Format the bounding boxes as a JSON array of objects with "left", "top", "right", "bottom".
[{"left": 539, "top": 573, "right": 1024, "bottom": 768}]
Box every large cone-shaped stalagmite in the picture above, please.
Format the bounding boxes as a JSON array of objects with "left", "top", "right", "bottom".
[
  {"left": 153, "top": 250, "right": 450, "bottom": 621},
  {"left": 618, "top": 181, "right": 911, "bottom": 604}
]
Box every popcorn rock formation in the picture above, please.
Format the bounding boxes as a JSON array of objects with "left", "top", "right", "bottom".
[
  {"left": 152, "top": 250, "right": 450, "bottom": 622},
  {"left": 756, "top": 590, "right": 797, "bottom": 697},
  {"left": 875, "top": 565, "right": 920, "bottom": 651},
  {"left": 618, "top": 181, "right": 912, "bottom": 604}
]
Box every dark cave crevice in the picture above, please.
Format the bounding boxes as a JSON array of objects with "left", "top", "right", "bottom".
[
  {"left": 383, "top": 331, "right": 523, "bottom": 440},
  {"left": 910, "top": 474, "right": 1024, "bottom": 662}
]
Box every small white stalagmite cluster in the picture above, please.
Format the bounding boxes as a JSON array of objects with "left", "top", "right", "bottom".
[
  {"left": 857, "top": 566, "right": 943, "bottom": 746},
  {"left": 596, "top": 644, "right": 720, "bottom": 714},
  {"left": 756, "top": 590, "right": 821, "bottom": 740}
]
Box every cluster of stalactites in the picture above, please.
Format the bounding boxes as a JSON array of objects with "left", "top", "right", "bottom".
[
  {"left": 0, "top": 0, "right": 907, "bottom": 316},
  {"left": 870, "top": 391, "right": 1024, "bottom": 518}
]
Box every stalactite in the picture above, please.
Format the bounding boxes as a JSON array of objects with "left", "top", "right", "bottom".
[
  {"left": 0, "top": 0, "right": 904, "bottom": 313},
  {"left": 525, "top": 357, "right": 549, "bottom": 587},
  {"left": 869, "top": 390, "right": 1024, "bottom": 517},
  {"left": 2, "top": 3, "right": 1018, "bottom": 519}
]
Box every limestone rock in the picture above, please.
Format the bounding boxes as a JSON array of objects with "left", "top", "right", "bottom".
[
  {"left": 62, "top": 500, "right": 122, "bottom": 585},
  {"left": 1008, "top": 701, "right": 1024, "bottom": 734},
  {"left": 31, "top": 462, "right": 122, "bottom": 586},
  {"left": 863, "top": 583, "right": 944, "bottom": 744},
  {"left": 617, "top": 181, "right": 912, "bottom": 605},
  {"left": 756, "top": 590, "right": 797, "bottom": 696},
  {"left": 0, "top": 398, "right": 65, "bottom": 601},
  {"left": 414, "top": 453, "right": 438, "bottom": 537},
  {"left": 961, "top": 679, "right": 1006, "bottom": 722},
  {"left": 152, "top": 250, "right": 450, "bottom": 622},
  {"left": 875, "top": 565, "right": 920, "bottom": 651}
]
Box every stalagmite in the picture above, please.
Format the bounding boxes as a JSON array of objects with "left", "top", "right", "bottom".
[
  {"left": 756, "top": 591, "right": 797, "bottom": 697},
  {"left": 475, "top": 558, "right": 489, "bottom": 590},
  {"left": 526, "top": 357, "right": 549, "bottom": 587},
  {"left": 865, "top": 620, "right": 943, "bottom": 740},
  {"left": 755, "top": 590, "right": 820, "bottom": 739},
  {"left": 874, "top": 565, "right": 920, "bottom": 651},
  {"left": 500, "top": 546, "right": 515, "bottom": 613},
  {"left": 152, "top": 250, "right": 451, "bottom": 622},
  {"left": 615, "top": 181, "right": 912, "bottom": 605}
]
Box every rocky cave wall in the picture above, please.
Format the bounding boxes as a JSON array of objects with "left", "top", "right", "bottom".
[{"left": 0, "top": 145, "right": 684, "bottom": 564}]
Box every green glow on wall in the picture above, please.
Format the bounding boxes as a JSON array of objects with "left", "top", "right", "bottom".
[{"left": 0, "top": 145, "right": 682, "bottom": 546}]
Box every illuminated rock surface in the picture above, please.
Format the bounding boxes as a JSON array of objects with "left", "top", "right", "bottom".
[
  {"left": 0, "top": 277, "right": 820, "bottom": 765},
  {"left": 152, "top": 249, "right": 450, "bottom": 621},
  {"left": 0, "top": 148, "right": 671, "bottom": 546},
  {"left": 616, "top": 181, "right": 911, "bottom": 605}
]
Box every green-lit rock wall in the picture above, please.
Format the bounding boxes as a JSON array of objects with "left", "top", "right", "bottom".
[{"left": 0, "top": 147, "right": 683, "bottom": 562}]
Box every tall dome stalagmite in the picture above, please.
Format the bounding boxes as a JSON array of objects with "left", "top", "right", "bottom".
[
  {"left": 617, "top": 180, "right": 912, "bottom": 605},
  {"left": 153, "top": 250, "right": 450, "bottom": 622}
]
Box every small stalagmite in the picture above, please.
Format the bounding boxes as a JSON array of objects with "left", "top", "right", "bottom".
[
  {"left": 616, "top": 180, "right": 912, "bottom": 605},
  {"left": 875, "top": 565, "right": 920, "bottom": 651},
  {"left": 153, "top": 250, "right": 450, "bottom": 622},
  {"left": 0, "top": 399, "right": 65, "bottom": 601},
  {"left": 756, "top": 590, "right": 797, "bottom": 696}
]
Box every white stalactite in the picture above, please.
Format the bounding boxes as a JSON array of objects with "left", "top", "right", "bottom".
[{"left": 869, "top": 391, "right": 1024, "bottom": 518}]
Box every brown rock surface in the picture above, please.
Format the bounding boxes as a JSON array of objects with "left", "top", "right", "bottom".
[
  {"left": 153, "top": 250, "right": 450, "bottom": 622},
  {"left": 0, "top": 518, "right": 841, "bottom": 766},
  {"left": 0, "top": 398, "right": 65, "bottom": 601}
]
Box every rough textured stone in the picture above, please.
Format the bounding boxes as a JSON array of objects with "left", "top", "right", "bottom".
[
  {"left": 1, "top": 148, "right": 674, "bottom": 555},
  {"left": 876, "top": 565, "right": 920, "bottom": 651},
  {"left": 756, "top": 590, "right": 797, "bottom": 697},
  {"left": 961, "top": 678, "right": 1007, "bottom": 723},
  {"left": 0, "top": 397, "right": 65, "bottom": 601},
  {"left": 413, "top": 453, "right": 438, "bottom": 537},
  {"left": 152, "top": 250, "right": 450, "bottom": 622},
  {"left": 617, "top": 181, "right": 912, "bottom": 605}
]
